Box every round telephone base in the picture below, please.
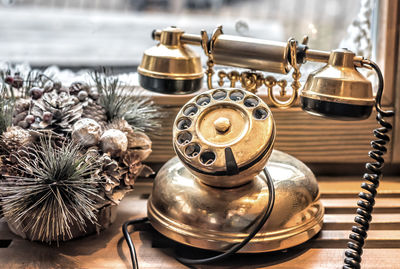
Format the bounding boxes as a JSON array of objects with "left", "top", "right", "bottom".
[{"left": 148, "top": 150, "right": 324, "bottom": 253}]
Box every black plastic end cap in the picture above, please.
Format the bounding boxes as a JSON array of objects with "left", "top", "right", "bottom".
[
  {"left": 139, "top": 73, "right": 203, "bottom": 95},
  {"left": 300, "top": 96, "right": 373, "bottom": 121}
]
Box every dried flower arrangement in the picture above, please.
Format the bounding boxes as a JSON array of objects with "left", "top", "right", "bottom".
[{"left": 0, "top": 67, "right": 160, "bottom": 243}]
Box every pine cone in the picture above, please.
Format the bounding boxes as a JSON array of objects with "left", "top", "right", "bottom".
[
  {"left": 12, "top": 99, "right": 31, "bottom": 128},
  {"left": 82, "top": 101, "right": 107, "bottom": 127},
  {"left": 2, "top": 126, "right": 31, "bottom": 153},
  {"left": 120, "top": 151, "right": 147, "bottom": 186},
  {"left": 69, "top": 81, "right": 90, "bottom": 96},
  {"left": 13, "top": 99, "right": 31, "bottom": 115},
  {"left": 87, "top": 150, "right": 121, "bottom": 196},
  {"left": 0, "top": 147, "right": 17, "bottom": 177},
  {"left": 31, "top": 90, "right": 83, "bottom": 133}
]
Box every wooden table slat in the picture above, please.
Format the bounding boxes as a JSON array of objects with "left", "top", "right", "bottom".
[{"left": 1, "top": 176, "right": 399, "bottom": 268}]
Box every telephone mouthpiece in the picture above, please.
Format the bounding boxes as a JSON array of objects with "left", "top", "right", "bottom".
[
  {"left": 138, "top": 26, "right": 203, "bottom": 94},
  {"left": 300, "top": 49, "right": 374, "bottom": 120}
]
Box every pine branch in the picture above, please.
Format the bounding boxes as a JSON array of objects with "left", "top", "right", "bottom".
[
  {"left": 0, "top": 138, "right": 103, "bottom": 243},
  {"left": 0, "top": 87, "right": 14, "bottom": 135},
  {"left": 90, "top": 70, "right": 162, "bottom": 132}
]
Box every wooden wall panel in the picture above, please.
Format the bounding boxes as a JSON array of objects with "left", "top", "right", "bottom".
[{"left": 146, "top": 101, "right": 393, "bottom": 164}]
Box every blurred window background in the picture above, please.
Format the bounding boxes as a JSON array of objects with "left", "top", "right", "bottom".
[{"left": 0, "top": 0, "right": 374, "bottom": 72}]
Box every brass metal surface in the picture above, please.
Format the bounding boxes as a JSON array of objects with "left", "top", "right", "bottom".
[
  {"left": 153, "top": 27, "right": 290, "bottom": 75},
  {"left": 305, "top": 49, "right": 331, "bottom": 63},
  {"left": 148, "top": 150, "right": 324, "bottom": 253},
  {"left": 212, "top": 35, "right": 290, "bottom": 74},
  {"left": 301, "top": 48, "right": 374, "bottom": 106},
  {"left": 173, "top": 88, "right": 275, "bottom": 187},
  {"left": 138, "top": 27, "right": 203, "bottom": 80},
  {"left": 214, "top": 39, "right": 301, "bottom": 108}
]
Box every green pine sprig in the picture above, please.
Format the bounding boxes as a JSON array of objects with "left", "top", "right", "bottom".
[
  {"left": 0, "top": 86, "right": 14, "bottom": 135},
  {"left": 0, "top": 138, "right": 103, "bottom": 243},
  {"left": 90, "top": 69, "right": 162, "bottom": 132}
]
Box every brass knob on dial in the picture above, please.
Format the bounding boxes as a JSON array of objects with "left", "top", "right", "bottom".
[
  {"left": 173, "top": 88, "right": 276, "bottom": 187},
  {"left": 213, "top": 117, "right": 231, "bottom": 133}
]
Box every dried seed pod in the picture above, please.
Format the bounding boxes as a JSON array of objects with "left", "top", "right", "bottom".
[
  {"left": 71, "top": 96, "right": 80, "bottom": 105},
  {"left": 100, "top": 129, "right": 128, "bottom": 157},
  {"left": 25, "top": 115, "right": 35, "bottom": 124},
  {"left": 72, "top": 118, "right": 102, "bottom": 147},
  {"left": 70, "top": 81, "right": 90, "bottom": 95},
  {"left": 42, "top": 112, "right": 53, "bottom": 123},
  {"left": 77, "top": 90, "right": 88, "bottom": 101},
  {"left": 13, "top": 99, "right": 30, "bottom": 115},
  {"left": 6, "top": 74, "right": 24, "bottom": 88},
  {"left": 4, "top": 76, "right": 14, "bottom": 85},
  {"left": 13, "top": 111, "right": 28, "bottom": 126},
  {"left": 17, "top": 121, "right": 30, "bottom": 129},
  {"left": 29, "top": 87, "right": 44, "bottom": 100},
  {"left": 89, "top": 88, "right": 99, "bottom": 100}
]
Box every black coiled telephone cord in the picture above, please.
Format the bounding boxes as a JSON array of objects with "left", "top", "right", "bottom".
[
  {"left": 343, "top": 60, "right": 395, "bottom": 269},
  {"left": 122, "top": 167, "right": 275, "bottom": 268}
]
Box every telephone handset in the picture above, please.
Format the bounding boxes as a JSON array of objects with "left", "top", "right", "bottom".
[{"left": 122, "top": 26, "right": 394, "bottom": 269}]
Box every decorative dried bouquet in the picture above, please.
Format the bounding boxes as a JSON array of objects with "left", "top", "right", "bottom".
[{"left": 0, "top": 68, "right": 160, "bottom": 243}]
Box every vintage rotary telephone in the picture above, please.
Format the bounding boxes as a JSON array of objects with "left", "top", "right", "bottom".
[{"left": 123, "top": 26, "right": 394, "bottom": 269}]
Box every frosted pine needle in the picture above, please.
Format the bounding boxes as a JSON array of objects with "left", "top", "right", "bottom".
[
  {"left": 0, "top": 138, "right": 103, "bottom": 243},
  {"left": 90, "top": 70, "right": 162, "bottom": 132}
]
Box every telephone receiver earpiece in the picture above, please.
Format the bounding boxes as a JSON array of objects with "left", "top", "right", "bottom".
[{"left": 300, "top": 48, "right": 374, "bottom": 120}]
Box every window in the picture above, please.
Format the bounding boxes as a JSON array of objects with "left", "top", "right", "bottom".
[
  {"left": 1, "top": 0, "right": 398, "bottom": 165},
  {"left": 0, "top": 0, "right": 363, "bottom": 68}
]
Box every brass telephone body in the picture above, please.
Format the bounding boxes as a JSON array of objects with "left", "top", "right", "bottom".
[
  {"left": 134, "top": 26, "right": 390, "bottom": 268},
  {"left": 147, "top": 88, "right": 324, "bottom": 252}
]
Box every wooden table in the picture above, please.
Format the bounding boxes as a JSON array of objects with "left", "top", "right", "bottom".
[{"left": 1, "top": 176, "right": 400, "bottom": 269}]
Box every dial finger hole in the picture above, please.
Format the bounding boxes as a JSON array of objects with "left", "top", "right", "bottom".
[
  {"left": 177, "top": 131, "right": 192, "bottom": 145},
  {"left": 183, "top": 104, "right": 198, "bottom": 116},
  {"left": 177, "top": 117, "right": 192, "bottom": 130},
  {"left": 212, "top": 89, "right": 227, "bottom": 100},
  {"left": 244, "top": 96, "right": 259, "bottom": 107},
  {"left": 200, "top": 151, "right": 216, "bottom": 166},
  {"left": 253, "top": 107, "right": 269, "bottom": 120},
  {"left": 185, "top": 143, "right": 201, "bottom": 158},
  {"left": 229, "top": 90, "right": 244, "bottom": 101},
  {"left": 196, "top": 94, "right": 211, "bottom": 106}
]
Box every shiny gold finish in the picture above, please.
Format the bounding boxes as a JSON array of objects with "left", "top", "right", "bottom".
[
  {"left": 267, "top": 39, "right": 300, "bottom": 108},
  {"left": 212, "top": 35, "right": 290, "bottom": 74},
  {"left": 201, "top": 26, "right": 224, "bottom": 90},
  {"left": 213, "top": 117, "right": 231, "bottom": 133},
  {"left": 301, "top": 48, "right": 375, "bottom": 106},
  {"left": 145, "top": 26, "right": 302, "bottom": 108},
  {"left": 155, "top": 26, "right": 290, "bottom": 74},
  {"left": 148, "top": 87, "right": 324, "bottom": 253},
  {"left": 146, "top": 26, "right": 373, "bottom": 110},
  {"left": 138, "top": 27, "right": 203, "bottom": 80},
  {"left": 216, "top": 39, "right": 301, "bottom": 108},
  {"left": 173, "top": 88, "right": 275, "bottom": 187},
  {"left": 148, "top": 150, "right": 324, "bottom": 253},
  {"left": 305, "top": 49, "right": 331, "bottom": 63}
]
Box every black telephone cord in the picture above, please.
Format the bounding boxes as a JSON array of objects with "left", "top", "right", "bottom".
[
  {"left": 122, "top": 167, "right": 275, "bottom": 268},
  {"left": 122, "top": 217, "right": 149, "bottom": 269},
  {"left": 343, "top": 61, "right": 395, "bottom": 269}
]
